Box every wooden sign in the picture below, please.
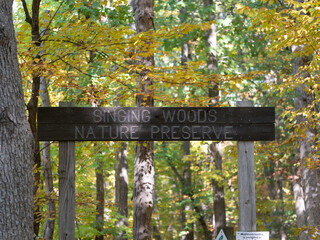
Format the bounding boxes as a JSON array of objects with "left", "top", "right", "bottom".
[{"left": 37, "top": 107, "right": 275, "bottom": 141}]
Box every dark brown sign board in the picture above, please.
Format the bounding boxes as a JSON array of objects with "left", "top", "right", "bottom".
[{"left": 37, "top": 107, "right": 275, "bottom": 141}]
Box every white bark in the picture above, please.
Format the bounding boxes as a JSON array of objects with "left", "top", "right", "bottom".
[
  {"left": 115, "top": 142, "right": 128, "bottom": 240},
  {"left": 292, "top": 45, "right": 320, "bottom": 239},
  {"left": 131, "top": 0, "right": 155, "bottom": 239}
]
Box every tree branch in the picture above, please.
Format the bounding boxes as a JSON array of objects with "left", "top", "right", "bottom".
[
  {"left": 193, "top": 203, "right": 212, "bottom": 240},
  {"left": 21, "top": 0, "right": 32, "bottom": 25},
  {"left": 59, "top": 58, "right": 138, "bottom": 93},
  {"left": 40, "top": 0, "right": 64, "bottom": 39},
  {"left": 166, "top": 159, "right": 184, "bottom": 185}
]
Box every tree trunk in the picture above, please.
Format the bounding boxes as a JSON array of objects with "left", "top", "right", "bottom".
[
  {"left": 179, "top": 5, "right": 194, "bottom": 239},
  {"left": 167, "top": 146, "right": 212, "bottom": 240},
  {"left": 133, "top": 141, "right": 154, "bottom": 240},
  {"left": 115, "top": 142, "right": 128, "bottom": 240},
  {"left": 40, "top": 77, "right": 56, "bottom": 240},
  {"left": 293, "top": 171, "right": 308, "bottom": 240},
  {"left": 39, "top": 13, "right": 56, "bottom": 238},
  {"left": 264, "top": 157, "right": 278, "bottom": 238},
  {"left": 0, "top": 1, "right": 34, "bottom": 238},
  {"left": 131, "top": 1, "right": 155, "bottom": 239},
  {"left": 181, "top": 143, "right": 194, "bottom": 240},
  {"left": 277, "top": 163, "right": 286, "bottom": 240},
  {"left": 292, "top": 45, "right": 320, "bottom": 239},
  {"left": 21, "top": 0, "right": 42, "bottom": 236},
  {"left": 95, "top": 153, "right": 104, "bottom": 240},
  {"left": 204, "top": 0, "right": 226, "bottom": 235},
  {"left": 209, "top": 143, "right": 226, "bottom": 230}
]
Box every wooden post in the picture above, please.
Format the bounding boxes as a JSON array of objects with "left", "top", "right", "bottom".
[
  {"left": 237, "top": 100, "right": 256, "bottom": 231},
  {"left": 59, "top": 102, "right": 76, "bottom": 240}
]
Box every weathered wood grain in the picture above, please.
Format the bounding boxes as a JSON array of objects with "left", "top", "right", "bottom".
[
  {"left": 58, "top": 102, "right": 75, "bottom": 240},
  {"left": 38, "top": 107, "right": 275, "bottom": 124},
  {"left": 38, "top": 123, "right": 275, "bottom": 141},
  {"left": 237, "top": 101, "right": 257, "bottom": 231},
  {"left": 38, "top": 107, "right": 275, "bottom": 141}
]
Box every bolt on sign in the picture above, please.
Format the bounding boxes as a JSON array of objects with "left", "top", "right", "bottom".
[{"left": 37, "top": 107, "right": 275, "bottom": 141}]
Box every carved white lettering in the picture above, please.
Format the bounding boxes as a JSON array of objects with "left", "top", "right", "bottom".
[
  {"left": 202, "top": 126, "right": 211, "bottom": 139},
  {"left": 192, "top": 126, "right": 201, "bottom": 139},
  {"left": 224, "top": 126, "right": 233, "bottom": 140},
  {"left": 177, "top": 110, "right": 186, "bottom": 123},
  {"left": 171, "top": 126, "right": 180, "bottom": 139},
  {"left": 104, "top": 110, "right": 116, "bottom": 122},
  {"left": 130, "top": 126, "right": 139, "bottom": 139},
  {"left": 212, "top": 126, "right": 223, "bottom": 139},
  {"left": 208, "top": 109, "right": 217, "bottom": 123},
  {"left": 118, "top": 109, "right": 126, "bottom": 122},
  {"left": 120, "top": 126, "right": 129, "bottom": 139},
  {"left": 95, "top": 109, "right": 152, "bottom": 123},
  {"left": 198, "top": 109, "right": 206, "bottom": 123},
  {"left": 75, "top": 125, "right": 85, "bottom": 139},
  {"left": 141, "top": 110, "right": 151, "bottom": 123},
  {"left": 151, "top": 126, "right": 160, "bottom": 139},
  {"left": 161, "top": 126, "right": 170, "bottom": 139},
  {"left": 187, "top": 110, "right": 197, "bottom": 123},
  {"left": 93, "top": 109, "right": 102, "bottom": 123},
  {"left": 131, "top": 110, "right": 140, "bottom": 122},
  {"left": 98, "top": 125, "right": 107, "bottom": 138},
  {"left": 109, "top": 126, "right": 119, "bottom": 139},
  {"left": 86, "top": 126, "right": 96, "bottom": 139},
  {"left": 162, "top": 110, "right": 175, "bottom": 122},
  {"left": 182, "top": 126, "right": 191, "bottom": 139}
]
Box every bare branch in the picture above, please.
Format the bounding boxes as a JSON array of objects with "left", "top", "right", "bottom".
[
  {"left": 167, "top": 159, "right": 184, "bottom": 184},
  {"left": 40, "top": 0, "right": 64, "bottom": 39},
  {"left": 59, "top": 58, "right": 138, "bottom": 93},
  {"left": 21, "top": 0, "right": 32, "bottom": 25}
]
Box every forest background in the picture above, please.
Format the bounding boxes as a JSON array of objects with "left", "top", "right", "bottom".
[{"left": 7, "top": 0, "right": 320, "bottom": 239}]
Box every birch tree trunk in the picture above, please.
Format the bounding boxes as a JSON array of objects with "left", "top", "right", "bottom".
[
  {"left": 115, "top": 142, "right": 128, "bottom": 240},
  {"left": 131, "top": 0, "right": 155, "bottom": 239},
  {"left": 0, "top": 1, "right": 34, "bottom": 239},
  {"left": 292, "top": 45, "right": 320, "bottom": 240}
]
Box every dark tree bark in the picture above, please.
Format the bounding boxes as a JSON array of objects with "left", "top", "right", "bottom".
[
  {"left": 168, "top": 159, "right": 212, "bottom": 240},
  {"left": 264, "top": 158, "right": 277, "bottom": 237},
  {"left": 21, "top": 0, "right": 43, "bottom": 236},
  {"left": 203, "top": 0, "right": 227, "bottom": 236},
  {"left": 130, "top": 1, "right": 155, "bottom": 239},
  {"left": 276, "top": 158, "right": 286, "bottom": 240},
  {"left": 0, "top": 1, "right": 34, "bottom": 239},
  {"left": 179, "top": 5, "right": 194, "bottom": 239},
  {"left": 95, "top": 154, "right": 104, "bottom": 240},
  {"left": 115, "top": 142, "right": 128, "bottom": 240},
  {"left": 181, "top": 143, "right": 194, "bottom": 240},
  {"left": 209, "top": 143, "right": 226, "bottom": 230}
]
